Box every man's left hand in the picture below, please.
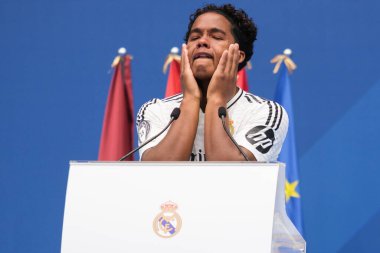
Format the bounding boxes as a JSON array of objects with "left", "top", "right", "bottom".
[{"left": 207, "top": 43, "right": 240, "bottom": 104}]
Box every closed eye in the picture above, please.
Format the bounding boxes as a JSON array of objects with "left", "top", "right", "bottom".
[{"left": 189, "top": 36, "right": 200, "bottom": 41}]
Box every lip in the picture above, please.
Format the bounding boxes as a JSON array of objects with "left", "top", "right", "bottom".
[{"left": 192, "top": 52, "right": 213, "bottom": 60}]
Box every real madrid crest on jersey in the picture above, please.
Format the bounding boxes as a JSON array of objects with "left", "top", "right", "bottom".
[
  {"left": 153, "top": 201, "right": 182, "bottom": 238},
  {"left": 228, "top": 119, "right": 235, "bottom": 135}
]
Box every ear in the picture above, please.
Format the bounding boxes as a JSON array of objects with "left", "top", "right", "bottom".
[{"left": 238, "top": 50, "right": 246, "bottom": 64}]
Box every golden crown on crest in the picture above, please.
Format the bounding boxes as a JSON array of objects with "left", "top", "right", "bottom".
[{"left": 160, "top": 201, "right": 178, "bottom": 212}]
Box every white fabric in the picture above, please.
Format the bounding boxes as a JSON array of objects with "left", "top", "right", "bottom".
[{"left": 136, "top": 88, "right": 288, "bottom": 161}]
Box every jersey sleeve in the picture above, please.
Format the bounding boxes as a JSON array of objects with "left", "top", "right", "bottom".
[
  {"left": 136, "top": 99, "right": 170, "bottom": 160},
  {"left": 233, "top": 101, "right": 289, "bottom": 162}
]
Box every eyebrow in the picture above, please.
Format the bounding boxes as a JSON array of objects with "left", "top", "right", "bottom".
[{"left": 189, "top": 27, "right": 227, "bottom": 36}]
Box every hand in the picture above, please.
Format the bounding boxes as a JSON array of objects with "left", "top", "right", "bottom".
[
  {"left": 181, "top": 44, "right": 202, "bottom": 101},
  {"left": 207, "top": 43, "right": 240, "bottom": 104}
]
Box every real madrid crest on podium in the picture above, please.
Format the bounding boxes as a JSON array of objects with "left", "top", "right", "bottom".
[{"left": 153, "top": 201, "right": 182, "bottom": 238}]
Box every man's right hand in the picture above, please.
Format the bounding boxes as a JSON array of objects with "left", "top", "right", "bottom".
[
  {"left": 141, "top": 44, "right": 200, "bottom": 161},
  {"left": 181, "top": 44, "right": 202, "bottom": 101}
]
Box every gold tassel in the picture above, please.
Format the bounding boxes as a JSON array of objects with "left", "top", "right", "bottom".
[
  {"left": 270, "top": 49, "right": 297, "bottom": 74},
  {"left": 111, "top": 56, "right": 121, "bottom": 68},
  {"left": 163, "top": 52, "right": 181, "bottom": 74}
]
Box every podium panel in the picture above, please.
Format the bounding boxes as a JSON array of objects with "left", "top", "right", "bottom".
[{"left": 61, "top": 162, "right": 305, "bottom": 253}]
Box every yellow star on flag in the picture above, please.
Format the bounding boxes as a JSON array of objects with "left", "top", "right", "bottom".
[{"left": 285, "top": 180, "right": 300, "bottom": 202}]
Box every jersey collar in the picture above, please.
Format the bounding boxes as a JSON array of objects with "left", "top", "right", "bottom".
[{"left": 227, "top": 87, "right": 244, "bottom": 109}]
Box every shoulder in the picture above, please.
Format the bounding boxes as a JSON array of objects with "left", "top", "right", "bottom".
[
  {"left": 232, "top": 90, "right": 288, "bottom": 132},
  {"left": 161, "top": 93, "right": 183, "bottom": 103},
  {"left": 233, "top": 89, "right": 275, "bottom": 109},
  {"left": 241, "top": 91, "right": 268, "bottom": 106},
  {"left": 230, "top": 89, "right": 269, "bottom": 111},
  {"left": 257, "top": 97, "right": 288, "bottom": 130},
  {"left": 136, "top": 94, "right": 183, "bottom": 124}
]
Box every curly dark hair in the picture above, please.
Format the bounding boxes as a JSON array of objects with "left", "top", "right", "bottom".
[{"left": 184, "top": 4, "right": 258, "bottom": 71}]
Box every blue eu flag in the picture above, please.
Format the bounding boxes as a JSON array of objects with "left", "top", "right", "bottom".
[{"left": 274, "top": 63, "right": 303, "bottom": 235}]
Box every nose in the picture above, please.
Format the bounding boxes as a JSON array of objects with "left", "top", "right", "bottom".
[{"left": 197, "top": 36, "right": 210, "bottom": 48}]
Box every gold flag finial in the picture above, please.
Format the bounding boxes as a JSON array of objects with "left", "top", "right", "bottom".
[
  {"left": 163, "top": 47, "right": 181, "bottom": 74},
  {"left": 270, "top": 48, "right": 297, "bottom": 74}
]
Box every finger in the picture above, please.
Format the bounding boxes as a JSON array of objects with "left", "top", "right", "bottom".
[
  {"left": 181, "top": 44, "right": 185, "bottom": 73},
  {"left": 182, "top": 44, "right": 192, "bottom": 73},
  {"left": 231, "top": 43, "right": 240, "bottom": 75},
  {"left": 225, "top": 44, "right": 234, "bottom": 73},
  {"left": 181, "top": 44, "right": 189, "bottom": 73},
  {"left": 217, "top": 49, "right": 228, "bottom": 73}
]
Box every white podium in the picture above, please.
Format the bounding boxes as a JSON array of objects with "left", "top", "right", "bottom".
[{"left": 61, "top": 162, "right": 305, "bottom": 253}]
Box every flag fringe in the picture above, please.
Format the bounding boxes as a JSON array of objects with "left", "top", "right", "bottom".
[
  {"left": 163, "top": 53, "right": 181, "bottom": 74},
  {"left": 112, "top": 54, "right": 133, "bottom": 68},
  {"left": 271, "top": 54, "right": 297, "bottom": 74}
]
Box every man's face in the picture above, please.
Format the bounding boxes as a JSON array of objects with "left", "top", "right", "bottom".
[{"left": 187, "top": 12, "right": 237, "bottom": 81}]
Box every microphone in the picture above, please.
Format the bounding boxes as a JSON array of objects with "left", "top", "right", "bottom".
[
  {"left": 218, "top": 107, "right": 249, "bottom": 161},
  {"left": 119, "top": 107, "right": 181, "bottom": 161}
]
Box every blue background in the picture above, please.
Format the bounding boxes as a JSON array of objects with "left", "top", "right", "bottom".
[{"left": 1, "top": 0, "right": 380, "bottom": 252}]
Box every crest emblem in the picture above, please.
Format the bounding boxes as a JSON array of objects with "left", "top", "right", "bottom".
[
  {"left": 153, "top": 201, "right": 182, "bottom": 238},
  {"left": 228, "top": 119, "right": 235, "bottom": 135},
  {"left": 138, "top": 120, "right": 150, "bottom": 143}
]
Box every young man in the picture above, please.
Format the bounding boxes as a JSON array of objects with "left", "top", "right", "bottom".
[{"left": 137, "top": 4, "right": 288, "bottom": 161}]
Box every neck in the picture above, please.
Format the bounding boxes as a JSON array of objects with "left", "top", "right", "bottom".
[
  {"left": 196, "top": 78, "right": 210, "bottom": 112},
  {"left": 196, "top": 80, "right": 239, "bottom": 112}
]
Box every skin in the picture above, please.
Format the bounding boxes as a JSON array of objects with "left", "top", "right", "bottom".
[{"left": 142, "top": 12, "right": 256, "bottom": 161}]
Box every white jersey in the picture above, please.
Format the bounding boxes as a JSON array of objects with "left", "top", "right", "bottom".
[{"left": 136, "top": 88, "right": 288, "bottom": 162}]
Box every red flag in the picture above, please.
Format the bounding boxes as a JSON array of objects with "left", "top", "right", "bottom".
[
  {"left": 163, "top": 48, "right": 181, "bottom": 98},
  {"left": 164, "top": 59, "right": 181, "bottom": 97},
  {"left": 98, "top": 54, "right": 134, "bottom": 161},
  {"left": 236, "top": 68, "right": 249, "bottom": 91}
]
